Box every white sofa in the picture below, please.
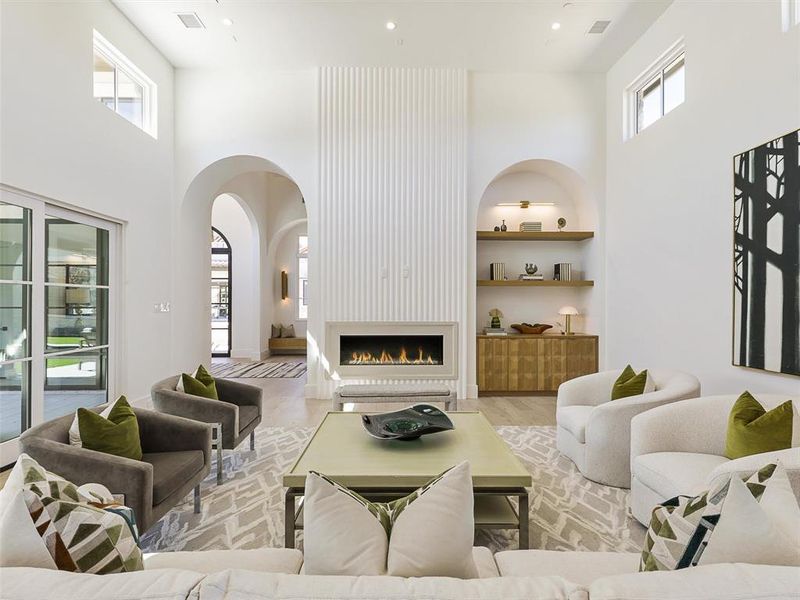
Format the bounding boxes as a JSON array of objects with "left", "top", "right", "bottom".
[
  {"left": 629, "top": 393, "right": 800, "bottom": 526},
  {"left": 1, "top": 548, "right": 798, "bottom": 600},
  {"left": 556, "top": 369, "right": 701, "bottom": 488}
]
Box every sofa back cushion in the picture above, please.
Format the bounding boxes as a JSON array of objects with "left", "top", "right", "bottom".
[
  {"left": 590, "top": 563, "right": 799, "bottom": 600},
  {"left": 0, "top": 567, "right": 204, "bottom": 600},
  {"left": 196, "top": 571, "right": 587, "bottom": 600}
]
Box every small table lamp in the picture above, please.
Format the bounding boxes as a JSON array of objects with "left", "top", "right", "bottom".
[{"left": 558, "top": 306, "right": 579, "bottom": 335}]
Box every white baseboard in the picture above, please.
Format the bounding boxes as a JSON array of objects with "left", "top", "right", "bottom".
[
  {"left": 304, "top": 383, "right": 319, "bottom": 399},
  {"left": 231, "top": 349, "right": 261, "bottom": 361},
  {"left": 467, "top": 384, "right": 479, "bottom": 400},
  {"left": 260, "top": 349, "right": 271, "bottom": 360}
]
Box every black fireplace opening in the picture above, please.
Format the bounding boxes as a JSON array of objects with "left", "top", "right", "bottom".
[{"left": 340, "top": 334, "right": 444, "bottom": 366}]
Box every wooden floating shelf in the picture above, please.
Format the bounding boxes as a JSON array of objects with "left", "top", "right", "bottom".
[
  {"left": 477, "top": 231, "right": 594, "bottom": 241},
  {"left": 477, "top": 279, "right": 594, "bottom": 287}
]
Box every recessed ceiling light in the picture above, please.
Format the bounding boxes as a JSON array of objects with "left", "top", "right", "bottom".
[
  {"left": 221, "top": 17, "right": 233, "bottom": 27},
  {"left": 386, "top": 21, "right": 397, "bottom": 31},
  {"left": 551, "top": 22, "right": 561, "bottom": 30}
]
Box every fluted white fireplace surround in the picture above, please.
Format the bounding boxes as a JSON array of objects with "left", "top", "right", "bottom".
[{"left": 326, "top": 321, "right": 458, "bottom": 380}]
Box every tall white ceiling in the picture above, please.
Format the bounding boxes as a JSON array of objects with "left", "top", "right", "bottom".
[{"left": 112, "top": 0, "right": 672, "bottom": 72}]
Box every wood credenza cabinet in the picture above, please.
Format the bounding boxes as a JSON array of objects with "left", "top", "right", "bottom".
[{"left": 477, "top": 334, "right": 598, "bottom": 393}]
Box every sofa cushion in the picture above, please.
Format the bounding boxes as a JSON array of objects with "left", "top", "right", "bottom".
[
  {"left": 471, "top": 546, "right": 500, "bottom": 578},
  {"left": 495, "top": 550, "right": 638, "bottom": 585},
  {"left": 142, "top": 450, "right": 205, "bottom": 505},
  {"left": 0, "top": 567, "right": 204, "bottom": 600},
  {"left": 557, "top": 406, "right": 594, "bottom": 443},
  {"left": 590, "top": 563, "right": 799, "bottom": 600},
  {"left": 197, "top": 570, "right": 586, "bottom": 600},
  {"left": 78, "top": 396, "right": 142, "bottom": 461},
  {"left": 238, "top": 405, "right": 259, "bottom": 432},
  {"left": 633, "top": 452, "right": 728, "bottom": 498},
  {"left": 144, "top": 549, "right": 303, "bottom": 574}
]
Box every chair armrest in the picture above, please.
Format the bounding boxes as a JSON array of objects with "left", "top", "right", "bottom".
[
  {"left": 19, "top": 436, "right": 153, "bottom": 530},
  {"left": 151, "top": 387, "right": 238, "bottom": 431},
  {"left": 707, "top": 448, "right": 800, "bottom": 495},
  {"left": 557, "top": 370, "right": 620, "bottom": 409},
  {"left": 134, "top": 409, "right": 213, "bottom": 465},
  {"left": 215, "top": 378, "right": 263, "bottom": 411}
]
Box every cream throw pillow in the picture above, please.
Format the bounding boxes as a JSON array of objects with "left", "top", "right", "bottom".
[
  {"left": 303, "top": 460, "right": 478, "bottom": 578},
  {"left": 700, "top": 461, "right": 800, "bottom": 567}
]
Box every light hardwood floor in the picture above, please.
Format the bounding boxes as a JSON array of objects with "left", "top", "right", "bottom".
[{"left": 0, "top": 357, "right": 556, "bottom": 486}]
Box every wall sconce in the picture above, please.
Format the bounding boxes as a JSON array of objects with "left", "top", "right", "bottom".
[
  {"left": 281, "top": 270, "right": 288, "bottom": 300},
  {"left": 496, "top": 201, "right": 556, "bottom": 208}
]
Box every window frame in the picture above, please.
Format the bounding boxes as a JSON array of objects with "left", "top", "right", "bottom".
[
  {"left": 211, "top": 227, "right": 232, "bottom": 358},
  {"left": 93, "top": 30, "right": 157, "bottom": 138},
  {"left": 0, "top": 186, "right": 120, "bottom": 467},
  {"left": 297, "top": 235, "right": 308, "bottom": 321},
  {"left": 625, "top": 40, "right": 685, "bottom": 139}
]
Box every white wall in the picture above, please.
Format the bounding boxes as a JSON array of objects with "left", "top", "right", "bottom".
[
  {"left": 467, "top": 72, "right": 607, "bottom": 397},
  {"left": 0, "top": 0, "right": 175, "bottom": 402},
  {"left": 172, "top": 69, "right": 317, "bottom": 376},
  {"left": 272, "top": 221, "right": 308, "bottom": 337},
  {"left": 605, "top": 0, "right": 800, "bottom": 394},
  {"left": 212, "top": 194, "right": 259, "bottom": 359}
]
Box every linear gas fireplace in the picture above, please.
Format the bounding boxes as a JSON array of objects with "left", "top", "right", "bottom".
[{"left": 326, "top": 322, "right": 457, "bottom": 379}]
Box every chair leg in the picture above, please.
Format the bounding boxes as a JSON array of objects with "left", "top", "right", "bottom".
[
  {"left": 250, "top": 430, "right": 255, "bottom": 451},
  {"left": 213, "top": 423, "right": 224, "bottom": 486},
  {"left": 193, "top": 485, "right": 201, "bottom": 514}
]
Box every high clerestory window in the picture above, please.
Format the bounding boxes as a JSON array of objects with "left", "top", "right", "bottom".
[
  {"left": 626, "top": 41, "right": 685, "bottom": 138},
  {"left": 93, "top": 30, "right": 157, "bottom": 137}
]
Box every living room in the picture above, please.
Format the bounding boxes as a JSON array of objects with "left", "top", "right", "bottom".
[{"left": 0, "top": 0, "right": 798, "bottom": 598}]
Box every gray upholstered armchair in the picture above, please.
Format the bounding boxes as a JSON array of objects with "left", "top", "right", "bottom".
[
  {"left": 151, "top": 376, "right": 262, "bottom": 484},
  {"left": 19, "top": 407, "right": 212, "bottom": 533}
]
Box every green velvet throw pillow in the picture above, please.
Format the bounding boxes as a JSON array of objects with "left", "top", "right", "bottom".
[
  {"left": 611, "top": 364, "right": 651, "bottom": 400},
  {"left": 725, "top": 391, "right": 793, "bottom": 459},
  {"left": 77, "top": 396, "right": 142, "bottom": 461},
  {"left": 181, "top": 364, "right": 218, "bottom": 400}
]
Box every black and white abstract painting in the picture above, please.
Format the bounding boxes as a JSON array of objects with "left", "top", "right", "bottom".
[{"left": 733, "top": 129, "right": 799, "bottom": 376}]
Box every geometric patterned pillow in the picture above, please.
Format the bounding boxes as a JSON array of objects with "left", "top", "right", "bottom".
[
  {"left": 17, "top": 454, "right": 143, "bottom": 573},
  {"left": 639, "top": 463, "right": 778, "bottom": 571}
]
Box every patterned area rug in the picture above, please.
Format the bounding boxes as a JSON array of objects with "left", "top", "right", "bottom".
[
  {"left": 209, "top": 361, "right": 307, "bottom": 379},
  {"left": 140, "top": 426, "right": 645, "bottom": 553}
]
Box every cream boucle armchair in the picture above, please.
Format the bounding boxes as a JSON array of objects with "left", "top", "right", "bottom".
[{"left": 556, "top": 369, "right": 701, "bottom": 488}]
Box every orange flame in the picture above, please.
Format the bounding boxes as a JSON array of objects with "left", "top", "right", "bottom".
[{"left": 346, "top": 345, "right": 438, "bottom": 365}]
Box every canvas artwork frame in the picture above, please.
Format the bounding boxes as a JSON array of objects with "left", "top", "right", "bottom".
[{"left": 733, "top": 129, "right": 799, "bottom": 376}]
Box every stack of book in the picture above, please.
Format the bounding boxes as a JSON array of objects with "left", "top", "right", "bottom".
[
  {"left": 519, "top": 221, "right": 543, "bottom": 232},
  {"left": 483, "top": 327, "right": 508, "bottom": 336},
  {"left": 519, "top": 273, "right": 544, "bottom": 281},
  {"left": 490, "top": 262, "right": 505, "bottom": 281}
]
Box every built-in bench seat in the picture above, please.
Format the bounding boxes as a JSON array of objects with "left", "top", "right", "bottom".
[
  {"left": 332, "top": 383, "right": 457, "bottom": 411},
  {"left": 269, "top": 337, "right": 307, "bottom": 355}
]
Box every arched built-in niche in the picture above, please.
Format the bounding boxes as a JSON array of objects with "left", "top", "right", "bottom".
[
  {"left": 475, "top": 158, "right": 601, "bottom": 339},
  {"left": 174, "top": 155, "right": 310, "bottom": 371}
]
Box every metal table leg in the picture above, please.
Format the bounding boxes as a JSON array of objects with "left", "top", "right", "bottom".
[
  {"left": 284, "top": 488, "right": 297, "bottom": 549},
  {"left": 518, "top": 490, "right": 530, "bottom": 549}
]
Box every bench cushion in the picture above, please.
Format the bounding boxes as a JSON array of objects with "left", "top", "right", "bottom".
[
  {"left": 142, "top": 450, "right": 205, "bottom": 505},
  {"left": 336, "top": 384, "right": 453, "bottom": 398}
]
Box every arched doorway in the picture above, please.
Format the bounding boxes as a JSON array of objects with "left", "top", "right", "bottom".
[{"left": 211, "top": 227, "right": 232, "bottom": 357}]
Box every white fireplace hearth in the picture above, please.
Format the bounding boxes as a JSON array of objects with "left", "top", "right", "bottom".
[{"left": 325, "top": 321, "right": 458, "bottom": 380}]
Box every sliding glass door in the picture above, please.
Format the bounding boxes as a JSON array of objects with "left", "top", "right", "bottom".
[{"left": 0, "top": 189, "right": 116, "bottom": 465}]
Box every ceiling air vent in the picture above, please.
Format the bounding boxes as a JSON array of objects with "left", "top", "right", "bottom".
[
  {"left": 176, "top": 13, "right": 205, "bottom": 29},
  {"left": 587, "top": 20, "right": 611, "bottom": 34}
]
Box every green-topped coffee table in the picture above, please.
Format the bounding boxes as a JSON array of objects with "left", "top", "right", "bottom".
[{"left": 283, "top": 411, "right": 532, "bottom": 549}]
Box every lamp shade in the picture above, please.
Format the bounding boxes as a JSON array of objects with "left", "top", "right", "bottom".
[
  {"left": 65, "top": 288, "right": 91, "bottom": 304},
  {"left": 558, "top": 305, "right": 579, "bottom": 316}
]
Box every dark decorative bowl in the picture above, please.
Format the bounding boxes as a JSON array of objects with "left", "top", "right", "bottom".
[{"left": 361, "top": 404, "right": 454, "bottom": 441}]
